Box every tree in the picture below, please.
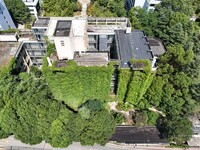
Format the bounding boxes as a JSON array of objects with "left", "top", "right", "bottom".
[
  {"left": 133, "top": 111, "right": 148, "bottom": 127},
  {"left": 0, "top": 72, "right": 62, "bottom": 145},
  {"left": 160, "top": 45, "right": 193, "bottom": 69},
  {"left": 162, "top": 116, "right": 193, "bottom": 145},
  {"left": 155, "top": 0, "right": 194, "bottom": 17},
  {"left": 4, "top": 0, "right": 31, "bottom": 24},
  {"left": 128, "top": 7, "right": 158, "bottom": 36},
  {"left": 111, "top": 111, "right": 125, "bottom": 124},
  {"left": 80, "top": 110, "right": 115, "bottom": 145},
  {"left": 47, "top": 108, "right": 74, "bottom": 147},
  {"left": 88, "top": 0, "right": 126, "bottom": 17},
  {"left": 42, "top": 0, "right": 79, "bottom": 16}
]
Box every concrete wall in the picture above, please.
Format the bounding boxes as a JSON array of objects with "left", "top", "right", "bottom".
[{"left": 0, "top": 33, "right": 17, "bottom": 41}]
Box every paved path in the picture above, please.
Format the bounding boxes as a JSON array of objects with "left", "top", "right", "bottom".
[
  {"left": 0, "top": 136, "right": 128, "bottom": 150},
  {"left": 0, "top": 136, "right": 200, "bottom": 150},
  {"left": 78, "top": 0, "right": 90, "bottom": 17}
]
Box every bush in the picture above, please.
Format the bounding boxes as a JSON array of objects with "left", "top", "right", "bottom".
[
  {"left": 111, "top": 110, "right": 125, "bottom": 124},
  {"left": 133, "top": 111, "right": 148, "bottom": 127}
]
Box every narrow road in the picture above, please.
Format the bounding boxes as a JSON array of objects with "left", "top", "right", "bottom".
[{"left": 1, "top": 135, "right": 199, "bottom": 150}]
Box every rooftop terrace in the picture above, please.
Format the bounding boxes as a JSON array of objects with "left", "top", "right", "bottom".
[
  {"left": 74, "top": 51, "right": 108, "bottom": 66},
  {"left": 87, "top": 17, "right": 131, "bottom": 34},
  {"left": 148, "top": 37, "right": 166, "bottom": 56}
]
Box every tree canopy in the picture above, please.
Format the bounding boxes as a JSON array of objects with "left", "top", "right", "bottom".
[
  {"left": 42, "top": 0, "right": 81, "bottom": 16},
  {"left": 0, "top": 63, "right": 116, "bottom": 147},
  {"left": 87, "top": 0, "right": 126, "bottom": 17},
  {"left": 5, "top": 0, "right": 31, "bottom": 24},
  {"left": 127, "top": 0, "right": 200, "bottom": 145}
]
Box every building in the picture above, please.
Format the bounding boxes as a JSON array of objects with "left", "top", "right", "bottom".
[
  {"left": 30, "top": 17, "right": 159, "bottom": 69},
  {"left": 110, "top": 126, "right": 168, "bottom": 145},
  {"left": 22, "top": 0, "right": 40, "bottom": 18},
  {"left": 13, "top": 16, "right": 166, "bottom": 72},
  {"left": 115, "top": 30, "right": 156, "bottom": 69},
  {"left": 0, "top": 0, "right": 16, "bottom": 30},
  {"left": 125, "top": 0, "right": 147, "bottom": 11},
  {"left": 148, "top": 0, "right": 162, "bottom": 11},
  {"left": 15, "top": 41, "right": 46, "bottom": 72},
  {"left": 125, "top": 0, "right": 162, "bottom": 11}
]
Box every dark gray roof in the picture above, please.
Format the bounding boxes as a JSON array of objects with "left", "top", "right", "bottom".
[
  {"left": 110, "top": 126, "right": 168, "bottom": 144},
  {"left": 33, "top": 18, "right": 50, "bottom": 27},
  {"left": 115, "top": 30, "right": 153, "bottom": 68},
  {"left": 54, "top": 20, "right": 72, "bottom": 37}
]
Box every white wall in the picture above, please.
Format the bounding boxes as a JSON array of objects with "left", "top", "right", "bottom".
[
  {"left": 0, "top": 33, "right": 17, "bottom": 41},
  {"left": 134, "top": 0, "right": 147, "bottom": 8}
]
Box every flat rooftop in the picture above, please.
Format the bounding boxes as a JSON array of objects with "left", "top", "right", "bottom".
[
  {"left": 87, "top": 17, "right": 130, "bottom": 34},
  {"left": 74, "top": 51, "right": 108, "bottom": 66},
  {"left": 110, "top": 126, "right": 167, "bottom": 144},
  {"left": 148, "top": 37, "right": 166, "bottom": 56},
  {"left": 32, "top": 18, "right": 50, "bottom": 27},
  {"left": 115, "top": 30, "right": 153, "bottom": 68},
  {"left": 0, "top": 42, "right": 19, "bottom": 68}
]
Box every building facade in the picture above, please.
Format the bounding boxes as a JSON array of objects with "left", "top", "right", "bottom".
[
  {"left": 148, "top": 0, "right": 162, "bottom": 11},
  {"left": 22, "top": 0, "right": 40, "bottom": 18},
  {"left": 15, "top": 41, "right": 46, "bottom": 72},
  {"left": 30, "top": 17, "right": 157, "bottom": 70},
  {"left": 125, "top": 0, "right": 162, "bottom": 11},
  {"left": 0, "top": 0, "right": 16, "bottom": 30},
  {"left": 13, "top": 17, "right": 167, "bottom": 73}
]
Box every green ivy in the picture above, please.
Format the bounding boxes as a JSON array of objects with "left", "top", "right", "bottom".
[
  {"left": 117, "top": 69, "right": 132, "bottom": 102},
  {"left": 43, "top": 61, "right": 113, "bottom": 111},
  {"left": 117, "top": 66, "right": 154, "bottom": 109}
]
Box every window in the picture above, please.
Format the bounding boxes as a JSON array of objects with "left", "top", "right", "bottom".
[{"left": 61, "top": 41, "right": 65, "bottom": 46}]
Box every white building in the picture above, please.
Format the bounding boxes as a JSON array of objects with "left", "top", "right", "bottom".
[
  {"left": 148, "top": 0, "right": 162, "bottom": 11},
  {"left": 125, "top": 0, "right": 162, "bottom": 11},
  {"left": 31, "top": 17, "right": 159, "bottom": 70},
  {"left": 22, "top": 0, "right": 40, "bottom": 18},
  {"left": 0, "top": 0, "right": 16, "bottom": 30}
]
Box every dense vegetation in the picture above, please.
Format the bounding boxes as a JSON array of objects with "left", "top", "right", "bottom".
[
  {"left": 42, "top": 59, "right": 113, "bottom": 111},
  {"left": 5, "top": 0, "right": 31, "bottom": 24},
  {"left": 87, "top": 0, "right": 126, "bottom": 17},
  {"left": 117, "top": 60, "right": 154, "bottom": 110},
  {"left": 42, "top": 0, "right": 81, "bottom": 16},
  {"left": 1, "top": 0, "right": 200, "bottom": 147},
  {"left": 127, "top": 0, "right": 200, "bottom": 145},
  {"left": 0, "top": 61, "right": 116, "bottom": 147}
]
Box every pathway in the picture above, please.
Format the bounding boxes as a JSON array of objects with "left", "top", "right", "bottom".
[{"left": 78, "top": 0, "right": 90, "bottom": 17}]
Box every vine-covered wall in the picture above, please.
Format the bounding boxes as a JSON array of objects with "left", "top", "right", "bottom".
[
  {"left": 117, "top": 60, "right": 154, "bottom": 109},
  {"left": 43, "top": 62, "right": 113, "bottom": 111}
]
